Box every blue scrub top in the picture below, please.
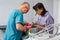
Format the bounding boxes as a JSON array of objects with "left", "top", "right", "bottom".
[{"left": 4, "top": 9, "right": 24, "bottom": 40}]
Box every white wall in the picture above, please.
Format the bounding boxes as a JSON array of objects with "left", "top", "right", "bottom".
[
  {"left": 53, "top": 0, "right": 60, "bottom": 24},
  {"left": 53, "top": 0, "right": 58, "bottom": 24},
  {"left": 0, "top": 0, "right": 53, "bottom": 25},
  {"left": 57, "top": 0, "right": 60, "bottom": 23}
]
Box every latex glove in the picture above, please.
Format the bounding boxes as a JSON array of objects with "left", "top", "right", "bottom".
[{"left": 26, "top": 23, "right": 32, "bottom": 31}]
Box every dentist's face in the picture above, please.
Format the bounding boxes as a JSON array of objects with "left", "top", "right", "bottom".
[{"left": 22, "top": 4, "right": 30, "bottom": 13}]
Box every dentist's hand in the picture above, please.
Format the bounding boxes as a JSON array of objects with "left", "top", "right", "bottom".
[
  {"left": 23, "top": 25, "right": 27, "bottom": 32},
  {"left": 24, "top": 21, "right": 28, "bottom": 26},
  {"left": 26, "top": 23, "right": 32, "bottom": 30}
]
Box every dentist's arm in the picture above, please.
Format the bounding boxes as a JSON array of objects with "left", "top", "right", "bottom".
[{"left": 16, "top": 23, "right": 27, "bottom": 31}]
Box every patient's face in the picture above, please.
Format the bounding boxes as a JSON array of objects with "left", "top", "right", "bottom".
[{"left": 36, "top": 8, "right": 43, "bottom": 15}]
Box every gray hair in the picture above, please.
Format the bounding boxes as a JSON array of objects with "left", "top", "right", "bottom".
[{"left": 21, "top": 2, "right": 30, "bottom": 6}]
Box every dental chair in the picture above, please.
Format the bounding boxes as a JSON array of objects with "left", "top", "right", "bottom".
[{"left": 22, "top": 23, "right": 60, "bottom": 40}]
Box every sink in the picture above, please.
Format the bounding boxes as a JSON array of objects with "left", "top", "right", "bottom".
[{"left": 0, "top": 25, "right": 6, "bottom": 32}]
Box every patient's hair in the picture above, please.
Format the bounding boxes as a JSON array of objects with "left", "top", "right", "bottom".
[
  {"left": 33, "top": 3, "right": 47, "bottom": 16},
  {"left": 21, "top": 2, "right": 30, "bottom": 6}
]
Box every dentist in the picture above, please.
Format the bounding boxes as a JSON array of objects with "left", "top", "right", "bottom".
[{"left": 4, "top": 2, "right": 30, "bottom": 40}]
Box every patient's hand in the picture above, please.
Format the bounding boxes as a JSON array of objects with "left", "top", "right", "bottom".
[{"left": 32, "top": 22, "right": 38, "bottom": 26}]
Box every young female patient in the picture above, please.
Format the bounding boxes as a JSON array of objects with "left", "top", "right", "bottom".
[{"left": 32, "top": 3, "right": 54, "bottom": 34}]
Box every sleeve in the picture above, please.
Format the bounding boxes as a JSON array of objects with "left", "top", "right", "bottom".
[
  {"left": 15, "top": 14, "right": 24, "bottom": 25},
  {"left": 46, "top": 16, "right": 54, "bottom": 26},
  {"left": 46, "top": 16, "right": 54, "bottom": 34}
]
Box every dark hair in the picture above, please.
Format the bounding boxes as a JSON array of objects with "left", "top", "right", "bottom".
[{"left": 33, "top": 3, "right": 47, "bottom": 16}]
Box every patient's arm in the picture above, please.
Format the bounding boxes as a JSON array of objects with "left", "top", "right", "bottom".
[{"left": 33, "top": 25, "right": 45, "bottom": 30}]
